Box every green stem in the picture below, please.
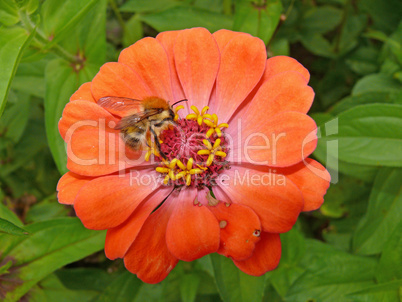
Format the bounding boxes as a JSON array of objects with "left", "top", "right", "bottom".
[
  {"left": 109, "top": 0, "right": 126, "bottom": 31},
  {"left": 18, "top": 10, "right": 81, "bottom": 64}
]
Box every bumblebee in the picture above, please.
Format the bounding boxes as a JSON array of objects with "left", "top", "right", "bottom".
[{"left": 97, "top": 96, "right": 186, "bottom": 160}]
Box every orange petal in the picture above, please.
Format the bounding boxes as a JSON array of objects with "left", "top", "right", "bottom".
[
  {"left": 228, "top": 111, "right": 317, "bottom": 167},
  {"left": 74, "top": 169, "right": 158, "bottom": 230},
  {"left": 156, "top": 30, "right": 186, "bottom": 102},
  {"left": 118, "top": 37, "right": 173, "bottom": 101},
  {"left": 124, "top": 199, "right": 178, "bottom": 284},
  {"left": 262, "top": 56, "right": 310, "bottom": 83},
  {"left": 57, "top": 172, "right": 93, "bottom": 205},
  {"left": 210, "top": 33, "right": 266, "bottom": 123},
  {"left": 70, "top": 82, "right": 95, "bottom": 103},
  {"left": 105, "top": 187, "right": 171, "bottom": 259},
  {"left": 91, "top": 62, "right": 151, "bottom": 103},
  {"left": 233, "top": 232, "right": 281, "bottom": 276},
  {"left": 208, "top": 202, "right": 262, "bottom": 261},
  {"left": 166, "top": 188, "right": 220, "bottom": 261},
  {"left": 277, "top": 158, "right": 331, "bottom": 212},
  {"left": 59, "top": 100, "right": 141, "bottom": 176},
  {"left": 217, "top": 166, "right": 304, "bottom": 233},
  {"left": 245, "top": 71, "right": 315, "bottom": 119},
  {"left": 213, "top": 29, "right": 248, "bottom": 51},
  {"left": 174, "top": 28, "right": 220, "bottom": 112},
  {"left": 59, "top": 99, "right": 118, "bottom": 140}
]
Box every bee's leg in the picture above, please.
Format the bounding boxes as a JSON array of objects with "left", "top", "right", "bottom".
[
  {"left": 150, "top": 127, "right": 168, "bottom": 161},
  {"left": 145, "top": 131, "right": 152, "bottom": 148}
]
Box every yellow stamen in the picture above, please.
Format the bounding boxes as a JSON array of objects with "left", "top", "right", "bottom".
[
  {"left": 177, "top": 159, "right": 186, "bottom": 171},
  {"left": 206, "top": 128, "right": 215, "bottom": 138},
  {"left": 174, "top": 105, "right": 185, "bottom": 121},
  {"left": 174, "top": 157, "right": 205, "bottom": 186},
  {"left": 156, "top": 159, "right": 178, "bottom": 184},
  {"left": 196, "top": 164, "right": 208, "bottom": 171},
  {"left": 186, "top": 174, "right": 192, "bottom": 186},
  {"left": 190, "top": 105, "right": 200, "bottom": 115},
  {"left": 186, "top": 106, "right": 211, "bottom": 126},
  {"left": 202, "top": 139, "right": 212, "bottom": 150},
  {"left": 197, "top": 150, "right": 210, "bottom": 155},
  {"left": 201, "top": 106, "right": 209, "bottom": 115},
  {"left": 156, "top": 167, "right": 170, "bottom": 173},
  {"left": 203, "top": 114, "right": 228, "bottom": 138},
  {"left": 206, "top": 154, "right": 214, "bottom": 166},
  {"left": 216, "top": 151, "right": 227, "bottom": 157},
  {"left": 197, "top": 138, "right": 227, "bottom": 166}
]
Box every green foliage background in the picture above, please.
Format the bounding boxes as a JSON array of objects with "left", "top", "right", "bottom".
[{"left": 0, "top": 0, "right": 401, "bottom": 301}]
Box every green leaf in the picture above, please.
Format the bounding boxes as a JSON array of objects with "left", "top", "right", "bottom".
[
  {"left": 59, "top": 0, "right": 107, "bottom": 66},
  {"left": 91, "top": 271, "right": 142, "bottom": 302},
  {"left": 300, "top": 33, "right": 335, "bottom": 58},
  {"left": 28, "top": 273, "right": 98, "bottom": 302},
  {"left": 316, "top": 104, "right": 402, "bottom": 167},
  {"left": 123, "top": 15, "right": 144, "bottom": 48},
  {"left": 141, "top": 5, "right": 233, "bottom": 33},
  {"left": 180, "top": 273, "right": 200, "bottom": 302},
  {"left": 301, "top": 5, "right": 343, "bottom": 34},
  {"left": 233, "top": 0, "right": 282, "bottom": 44},
  {"left": 269, "top": 229, "right": 306, "bottom": 297},
  {"left": 0, "top": 217, "right": 29, "bottom": 236},
  {"left": 1, "top": 217, "right": 106, "bottom": 301},
  {"left": 269, "top": 38, "right": 290, "bottom": 56},
  {"left": 286, "top": 239, "right": 377, "bottom": 301},
  {"left": 352, "top": 74, "right": 402, "bottom": 96},
  {"left": 320, "top": 175, "right": 370, "bottom": 219},
  {"left": 0, "top": 203, "right": 23, "bottom": 227},
  {"left": 0, "top": 92, "right": 31, "bottom": 143},
  {"left": 358, "top": 0, "right": 402, "bottom": 33},
  {"left": 0, "top": 119, "right": 47, "bottom": 177},
  {"left": 210, "top": 253, "right": 267, "bottom": 302},
  {"left": 11, "top": 76, "right": 45, "bottom": 98},
  {"left": 14, "top": 0, "right": 39, "bottom": 14},
  {"left": 329, "top": 92, "right": 395, "bottom": 115},
  {"left": 377, "top": 221, "right": 402, "bottom": 283},
  {"left": 120, "top": 0, "right": 178, "bottom": 13},
  {"left": 345, "top": 46, "right": 378, "bottom": 75},
  {"left": 0, "top": 26, "right": 35, "bottom": 118},
  {"left": 337, "top": 13, "right": 367, "bottom": 55},
  {"left": 353, "top": 168, "right": 402, "bottom": 255},
  {"left": 40, "top": 0, "right": 99, "bottom": 48},
  {"left": 133, "top": 283, "right": 163, "bottom": 302},
  {"left": 0, "top": 0, "right": 19, "bottom": 26},
  {"left": 55, "top": 268, "right": 112, "bottom": 292},
  {"left": 44, "top": 59, "right": 78, "bottom": 174},
  {"left": 314, "top": 141, "right": 379, "bottom": 183},
  {"left": 346, "top": 280, "right": 402, "bottom": 302},
  {"left": 25, "top": 195, "right": 70, "bottom": 223}
]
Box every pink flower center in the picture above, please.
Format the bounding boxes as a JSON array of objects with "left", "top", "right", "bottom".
[{"left": 152, "top": 106, "right": 230, "bottom": 189}]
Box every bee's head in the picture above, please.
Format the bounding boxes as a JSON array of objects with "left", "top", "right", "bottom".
[{"left": 169, "top": 108, "right": 175, "bottom": 120}]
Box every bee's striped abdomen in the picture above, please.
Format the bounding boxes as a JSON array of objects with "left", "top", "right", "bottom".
[{"left": 120, "top": 121, "right": 148, "bottom": 149}]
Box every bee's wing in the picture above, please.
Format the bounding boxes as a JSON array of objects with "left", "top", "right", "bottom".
[
  {"left": 97, "top": 96, "right": 142, "bottom": 117},
  {"left": 115, "top": 109, "right": 162, "bottom": 130}
]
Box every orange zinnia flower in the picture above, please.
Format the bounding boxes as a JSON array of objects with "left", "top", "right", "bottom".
[{"left": 57, "top": 28, "right": 330, "bottom": 283}]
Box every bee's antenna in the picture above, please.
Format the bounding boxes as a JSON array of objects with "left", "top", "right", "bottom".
[{"left": 172, "top": 99, "right": 188, "bottom": 107}]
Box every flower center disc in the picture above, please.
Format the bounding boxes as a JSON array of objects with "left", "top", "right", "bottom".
[{"left": 152, "top": 106, "right": 230, "bottom": 189}]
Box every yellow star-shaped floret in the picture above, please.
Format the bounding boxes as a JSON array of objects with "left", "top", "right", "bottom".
[
  {"left": 186, "top": 106, "right": 212, "bottom": 126},
  {"left": 197, "top": 138, "right": 227, "bottom": 166},
  {"left": 175, "top": 158, "right": 205, "bottom": 186},
  {"left": 203, "top": 114, "right": 228, "bottom": 138}
]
